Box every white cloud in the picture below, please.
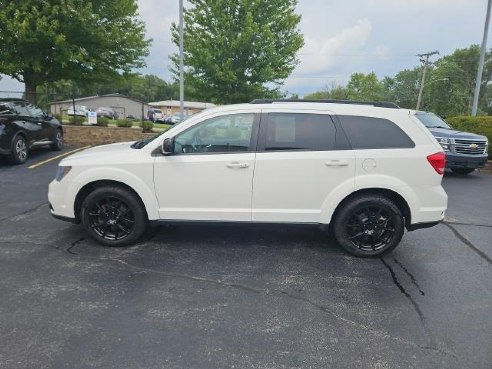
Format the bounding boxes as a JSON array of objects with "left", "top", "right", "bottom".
[{"left": 295, "top": 19, "right": 372, "bottom": 75}]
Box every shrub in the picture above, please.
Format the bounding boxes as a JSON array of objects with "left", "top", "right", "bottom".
[
  {"left": 116, "top": 119, "right": 133, "bottom": 128},
  {"left": 97, "top": 117, "right": 110, "bottom": 127},
  {"left": 53, "top": 113, "right": 63, "bottom": 121},
  {"left": 140, "top": 120, "right": 154, "bottom": 132},
  {"left": 447, "top": 116, "right": 492, "bottom": 159},
  {"left": 68, "top": 115, "right": 85, "bottom": 125}
]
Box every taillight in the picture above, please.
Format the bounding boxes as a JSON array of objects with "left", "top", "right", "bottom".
[{"left": 427, "top": 152, "right": 446, "bottom": 175}]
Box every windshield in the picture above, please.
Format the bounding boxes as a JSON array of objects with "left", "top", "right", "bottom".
[
  {"left": 415, "top": 113, "right": 452, "bottom": 129},
  {"left": 131, "top": 131, "right": 166, "bottom": 149}
]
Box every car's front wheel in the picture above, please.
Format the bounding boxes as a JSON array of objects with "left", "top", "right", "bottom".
[
  {"left": 10, "top": 135, "right": 28, "bottom": 164},
  {"left": 50, "top": 129, "right": 64, "bottom": 151},
  {"left": 333, "top": 195, "right": 405, "bottom": 257},
  {"left": 81, "top": 186, "right": 148, "bottom": 246}
]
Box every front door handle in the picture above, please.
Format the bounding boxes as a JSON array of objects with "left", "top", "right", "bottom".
[
  {"left": 325, "top": 160, "right": 349, "bottom": 167},
  {"left": 226, "top": 162, "right": 249, "bottom": 169}
]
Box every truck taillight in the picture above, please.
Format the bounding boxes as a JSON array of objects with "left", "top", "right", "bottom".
[{"left": 427, "top": 152, "right": 446, "bottom": 175}]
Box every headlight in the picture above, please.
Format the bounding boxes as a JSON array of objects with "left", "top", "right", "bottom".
[
  {"left": 435, "top": 137, "right": 452, "bottom": 151},
  {"left": 55, "top": 166, "right": 72, "bottom": 182}
]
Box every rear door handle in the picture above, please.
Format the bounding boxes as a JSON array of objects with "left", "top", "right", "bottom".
[
  {"left": 325, "top": 160, "right": 349, "bottom": 167},
  {"left": 226, "top": 162, "right": 249, "bottom": 169}
]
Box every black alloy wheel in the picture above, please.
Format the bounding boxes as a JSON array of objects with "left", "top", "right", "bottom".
[
  {"left": 10, "top": 135, "right": 28, "bottom": 164},
  {"left": 81, "top": 186, "right": 148, "bottom": 246},
  {"left": 50, "top": 129, "right": 64, "bottom": 151},
  {"left": 333, "top": 195, "right": 404, "bottom": 257}
]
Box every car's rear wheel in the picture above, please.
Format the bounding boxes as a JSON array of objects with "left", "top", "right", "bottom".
[
  {"left": 333, "top": 195, "right": 405, "bottom": 257},
  {"left": 50, "top": 129, "right": 63, "bottom": 151},
  {"left": 81, "top": 186, "right": 148, "bottom": 246},
  {"left": 451, "top": 168, "right": 475, "bottom": 175},
  {"left": 10, "top": 135, "right": 28, "bottom": 164}
]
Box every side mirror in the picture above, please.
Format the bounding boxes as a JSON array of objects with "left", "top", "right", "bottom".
[
  {"left": 45, "top": 112, "right": 53, "bottom": 120},
  {"left": 161, "top": 138, "right": 175, "bottom": 155}
]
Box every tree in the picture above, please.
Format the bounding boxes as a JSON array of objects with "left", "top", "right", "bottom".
[
  {"left": 171, "top": 0, "right": 304, "bottom": 104},
  {"left": 0, "top": 0, "right": 151, "bottom": 103},
  {"left": 385, "top": 68, "right": 421, "bottom": 109},
  {"left": 346, "top": 72, "right": 389, "bottom": 101},
  {"left": 304, "top": 82, "right": 349, "bottom": 100}
]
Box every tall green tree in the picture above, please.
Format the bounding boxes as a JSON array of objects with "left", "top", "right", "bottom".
[
  {"left": 346, "top": 72, "right": 389, "bottom": 101},
  {"left": 0, "top": 0, "right": 151, "bottom": 103},
  {"left": 171, "top": 0, "right": 304, "bottom": 104}
]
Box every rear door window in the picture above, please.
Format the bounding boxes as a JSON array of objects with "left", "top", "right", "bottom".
[
  {"left": 258, "top": 113, "right": 337, "bottom": 151},
  {"left": 338, "top": 115, "right": 415, "bottom": 149}
]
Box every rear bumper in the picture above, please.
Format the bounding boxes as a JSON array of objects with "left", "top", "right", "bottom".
[{"left": 445, "top": 152, "right": 488, "bottom": 169}]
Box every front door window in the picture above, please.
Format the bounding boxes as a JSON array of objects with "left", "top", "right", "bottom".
[{"left": 174, "top": 113, "right": 255, "bottom": 154}]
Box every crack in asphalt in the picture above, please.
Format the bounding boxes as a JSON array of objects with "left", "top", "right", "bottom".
[
  {"left": 0, "top": 202, "right": 48, "bottom": 223},
  {"left": 392, "top": 256, "right": 425, "bottom": 296},
  {"left": 443, "top": 220, "right": 492, "bottom": 228},
  {"left": 443, "top": 223, "right": 492, "bottom": 266},
  {"left": 66, "top": 237, "right": 87, "bottom": 255},
  {"left": 105, "top": 256, "right": 461, "bottom": 361},
  {"left": 380, "top": 257, "right": 437, "bottom": 348}
]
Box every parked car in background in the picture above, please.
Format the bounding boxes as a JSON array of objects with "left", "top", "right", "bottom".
[
  {"left": 0, "top": 98, "right": 63, "bottom": 164},
  {"left": 168, "top": 113, "right": 185, "bottom": 125},
  {"left": 147, "top": 109, "right": 164, "bottom": 122},
  {"left": 127, "top": 114, "right": 137, "bottom": 120},
  {"left": 67, "top": 105, "right": 90, "bottom": 117},
  {"left": 96, "top": 107, "right": 119, "bottom": 120},
  {"left": 49, "top": 99, "right": 447, "bottom": 257},
  {"left": 415, "top": 111, "right": 488, "bottom": 175}
]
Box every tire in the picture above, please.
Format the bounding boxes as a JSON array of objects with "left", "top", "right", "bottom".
[
  {"left": 81, "top": 186, "right": 148, "bottom": 247},
  {"left": 451, "top": 168, "right": 475, "bottom": 175},
  {"left": 9, "top": 135, "right": 28, "bottom": 164},
  {"left": 333, "top": 195, "right": 405, "bottom": 258},
  {"left": 50, "top": 129, "right": 64, "bottom": 151}
]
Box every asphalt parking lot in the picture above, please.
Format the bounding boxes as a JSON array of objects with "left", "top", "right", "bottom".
[{"left": 0, "top": 147, "right": 491, "bottom": 369}]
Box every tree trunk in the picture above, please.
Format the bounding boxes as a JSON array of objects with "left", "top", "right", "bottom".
[{"left": 24, "top": 80, "right": 37, "bottom": 104}]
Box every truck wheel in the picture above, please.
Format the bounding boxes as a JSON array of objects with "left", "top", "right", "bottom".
[
  {"left": 333, "top": 195, "right": 405, "bottom": 257},
  {"left": 81, "top": 186, "right": 148, "bottom": 246}
]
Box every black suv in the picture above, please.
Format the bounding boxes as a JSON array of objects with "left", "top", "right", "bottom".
[
  {"left": 0, "top": 98, "right": 64, "bottom": 164},
  {"left": 416, "top": 112, "right": 489, "bottom": 175}
]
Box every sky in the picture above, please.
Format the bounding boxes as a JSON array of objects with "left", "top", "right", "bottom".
[{"left": 1, "top": 0, "right": 490, "bottom": 97}]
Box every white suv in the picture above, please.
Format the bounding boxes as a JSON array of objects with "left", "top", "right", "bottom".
[{"left": 49, "top": 100, "right": 448, "bottom": 257}]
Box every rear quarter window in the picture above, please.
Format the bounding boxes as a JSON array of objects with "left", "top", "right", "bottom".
[{"left": 338, "top": 115, "right": 415, "bottom": 149}]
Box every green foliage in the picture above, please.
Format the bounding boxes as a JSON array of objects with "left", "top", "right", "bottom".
[
  {"left": 140, "top": 121, "right": 154, "bottom": 132},
  {"left": 116, "top": 119, "right": 133, "bottom": 128},
  {"left": 447, "top": 116, "right": 492, "bottom": 158},
  {"left": 97, "top": 117, "right": 110, "bottom": 127},
  {"left": 171, "top": 0, "right": 304, "bottom": 104},
  {"left": 66, "top": 115, "right": 85, "bottom": 125},
  {"left": 0, "top": 0, "right": 151, "bottom": 103},
  {"left": 305, "top": 45, "right": 492, "bottom": 117},
  {"left": 53, "top": 113, "right": 63, "bottom": 121},
  {"left": 304, "top": 83, "right": 349, "bottom": 100},
  {"left": 346, "top": 72, "right": 389, "bottom": 101}
]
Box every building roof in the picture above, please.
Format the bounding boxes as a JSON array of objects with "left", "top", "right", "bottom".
[
  {"left": 149, "top": 100, "right": 216, "bottom": 109},
  {"left": 50, "top": 93, "right": 146, "bottom": 105}
]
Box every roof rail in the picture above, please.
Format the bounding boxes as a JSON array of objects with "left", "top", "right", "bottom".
[{"left": 249, "top": 99, "right": 400, "bottom": 109}]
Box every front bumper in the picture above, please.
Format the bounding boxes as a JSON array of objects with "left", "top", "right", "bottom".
[{"left": 445, "top": 152, "right": 488, "bottom": 169}]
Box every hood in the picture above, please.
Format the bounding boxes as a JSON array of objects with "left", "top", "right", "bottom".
[
  {"left": 427, "top": 127, "right": 487, "bottom": 141},
  {"left": 61, "top": 141, "right": 136, "bottom": 163}
]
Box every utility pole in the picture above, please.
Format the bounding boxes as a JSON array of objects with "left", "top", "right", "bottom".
[
  {"left": 179, "top": 0, "right": 184, "bottom": 119},
  {"left": 472, "top": 0, "right": 492, "bottom": 116},
  {"left": 416, "top": 51, "right": 439, "bottom": 111}
]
